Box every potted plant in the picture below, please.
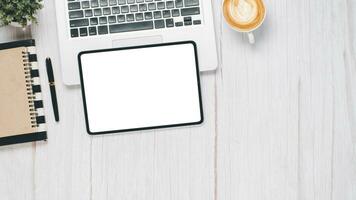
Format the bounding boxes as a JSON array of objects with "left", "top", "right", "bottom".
[{"left": 0, "top": 0, "right": 43, "bottom": 29}]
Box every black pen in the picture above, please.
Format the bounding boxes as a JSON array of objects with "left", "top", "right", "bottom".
[{"left": 46, "top": 58, "right": 60, "bottom": 122}]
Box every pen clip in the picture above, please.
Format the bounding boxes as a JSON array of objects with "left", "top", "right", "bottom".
[{"left": 46, "top": 58, "right": 55, "bottom": 83}]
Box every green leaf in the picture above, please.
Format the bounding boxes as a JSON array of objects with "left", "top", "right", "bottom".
[{"left": 0, "top": 0, "right": 43, "bottom": 27}]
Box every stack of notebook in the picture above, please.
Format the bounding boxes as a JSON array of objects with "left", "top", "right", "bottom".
[{"left": 0, "top": 40, "right": 47, "bottom": 146}]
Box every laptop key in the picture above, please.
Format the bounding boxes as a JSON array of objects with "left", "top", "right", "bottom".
[
  {"left": 108, "top": 16, "right": 117, "bottom": 23},
  {"left": 90, "top": 17, "right": 99, "bottom": 25},
  {"left": 91, "top": 0, "right": 99, "bottom": 7},
  {"left": 70, "top": 28, "right": 79, "bottom": 37},
  {"left": 127, "top": 0, "right": 135, "bottom": 4},
  {"left": 112, "top": 6, "right": 120, "bottom": 14},
  {"left": 154, "top": 19, "right": 165, "bottom": 28},
  {"left": 193, "top": 19, "right": 201, "bottom": 25},
  {"left": 130, "top": 5, "right": 138, "bottom": 12},
  {"left": 118, "top": 0, "right": 126, "bottom": 4},
  {"left": 148, "top": 3, "right": 156, "bottom": 10},
  {"left": 144, "top": 12, "right": 153, "bottom": 20},
  {"left": 172, "top": 9, "right": 179, "bottom": 17},
  {"left": 69, "top": 10, "right": 84, "bottom": 19},
  {"left": 82, "top": 1, "right": 90, "bottom": 8},
  {"left": 184, "top": 0, "right": 199, "bottom": 7},
  {"left": 70, "top": 19, "right": 89, "bottom": 27},
  {"left": 175, "top": 21, "right": 183, "bottom": 26},
  {"left": 153, "top": 11, "right": 162, "bottom": 19},
  {"left": 157, "top": 2, "right": 165, "bottom": 9},
  {"left": 103, "top": 7, "right": 111, "bottom": 15},
  {"left": 89, "top": 27, "right": 97, "bottom": 35},
  {"left": 166, "top": 1, "right": 174, "bottom": 9},
  {"left": 94, "top": 8, "right": 102, "bottom": 16},
  {"left": 139, "top": 4, "right": 147, "bottom": 11},
  {"left": 85, "top": 9, "right": 93, "bottom": 17},
  {"left": 184, "top": 16, "right": 192, "bottom": 25},
  {"left": 98, "top": 25, "right": 109, "bottom": 34},
  {"left": 163, "top": 10, "right": 171, "bottom": 18},
  {"left": 117, "top": 15, "right": 126, "bottom": 22},
  {"left": 100, "top": 0, "right": 108, "bottom": 6},
  {"left": 183, "top": 16, "right": 191, "bottom": 21},
  {"left": 109, "top": 21, "right": 154, "bottom": 33},
  {"left": 109, "top": 0, "right": 117, "bottom": 6},
  {"left": 166, "top": 18, "right": 174, "bottom": 27},
  {"left": 99, "top": 17, "right": 108, "bottom": 24},
  {"left": 135, "top": 13, "right": 144, "bottom": 21},
  {"left": 68, "top": 2, "right": 81, "bottom": 10},
  {"left": 126, "top": 14, "right": 135, "bottom": 21},
  {"left": 80, "top": 27, "right": 88, "bottom": 36},
  {"left": 175, "top": 0, "right": 183, "bottom": 8},
  {"left": 181, "top": 7, "right": 200, "bottom": 16},
  {"left": 121, "top": 6, "right": 129, "bottom": 13}
]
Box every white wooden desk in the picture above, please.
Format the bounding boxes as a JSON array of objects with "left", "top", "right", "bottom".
[{"left": 0, "top": 0, "right": 355, "bottom": 199}]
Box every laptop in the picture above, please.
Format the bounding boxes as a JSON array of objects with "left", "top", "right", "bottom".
[{"left": 55, "top": 0, "right": 218, "bottom": 85}]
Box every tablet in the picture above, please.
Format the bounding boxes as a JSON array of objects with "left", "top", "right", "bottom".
[{"left": 78, "top": 41, "right": 203, "bottom": 135}]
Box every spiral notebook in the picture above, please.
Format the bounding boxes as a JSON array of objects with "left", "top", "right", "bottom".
[{"left": 0, "top": 40, "right": 47, "bottom": 146}]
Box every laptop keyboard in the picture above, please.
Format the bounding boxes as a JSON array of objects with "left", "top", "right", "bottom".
[{"left": 67, "top": 0, "right": 202, "bottom": 37}]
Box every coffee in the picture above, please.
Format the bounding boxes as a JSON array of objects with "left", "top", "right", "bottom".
[{"left": 223, "top": 0, "right": 266, "bottom": 32}]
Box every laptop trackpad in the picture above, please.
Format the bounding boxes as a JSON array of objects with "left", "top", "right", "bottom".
[{"left": 112, "top": 36, "right": 163, "bottom": 48}]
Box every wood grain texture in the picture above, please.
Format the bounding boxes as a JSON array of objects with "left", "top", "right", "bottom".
[
  {"left": 215, "top": 0, "right": 356, "bottom": 200},
  {"left": 0, "top": 0, "right": 355, "bottom": 199}
]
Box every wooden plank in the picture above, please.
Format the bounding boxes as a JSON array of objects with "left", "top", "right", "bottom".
[
  {"left": 90, "top": 73, "right": 215, "bottom": 200},
  {"left": 31, "top": 1, "right": 92, "bottom": 200},
  {"left": 216, "top": 0, "right": 300, "bottom": 198},
  {"left": 0, "top": 144, "right": 35, "bottom": 200},
  {"left": 330, "top": 0, "right": 356, "bottom": 199},
  {"left": 216, "top": 0, "right": 356, "bottom": 200}
]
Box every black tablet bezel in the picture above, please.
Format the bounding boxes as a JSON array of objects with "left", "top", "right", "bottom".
[{"left": 78, "top": 41, "right": 204, "bottom": 135}]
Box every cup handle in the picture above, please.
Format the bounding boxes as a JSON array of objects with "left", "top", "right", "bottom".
[{"left": 247, "top": 32, "right": 255, "bottom": 44}]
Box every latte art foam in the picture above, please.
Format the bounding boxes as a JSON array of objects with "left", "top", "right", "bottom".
[
  {"left": 223, "top": 0, "right": 265, "bottom": 31},
  {"left": 231, "top": 0, "right": 258, "bottom": 25}
]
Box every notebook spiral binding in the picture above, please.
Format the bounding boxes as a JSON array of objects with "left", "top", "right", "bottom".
[{"left": 22, "top": 49, "right": 45, "bottom": 128}]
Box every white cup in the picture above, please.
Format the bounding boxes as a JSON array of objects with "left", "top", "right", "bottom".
[{"left": 222, "top": 0, "right": 267, "bottom": 44}]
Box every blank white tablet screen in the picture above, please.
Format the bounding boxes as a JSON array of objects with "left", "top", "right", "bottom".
[{"left": 80, "top": 43, "right": 202, "bottom": 133}]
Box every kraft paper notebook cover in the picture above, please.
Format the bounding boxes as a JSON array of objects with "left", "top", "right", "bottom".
[{"left": 0, "top": 40, "right": 47, "bottom": 146}]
